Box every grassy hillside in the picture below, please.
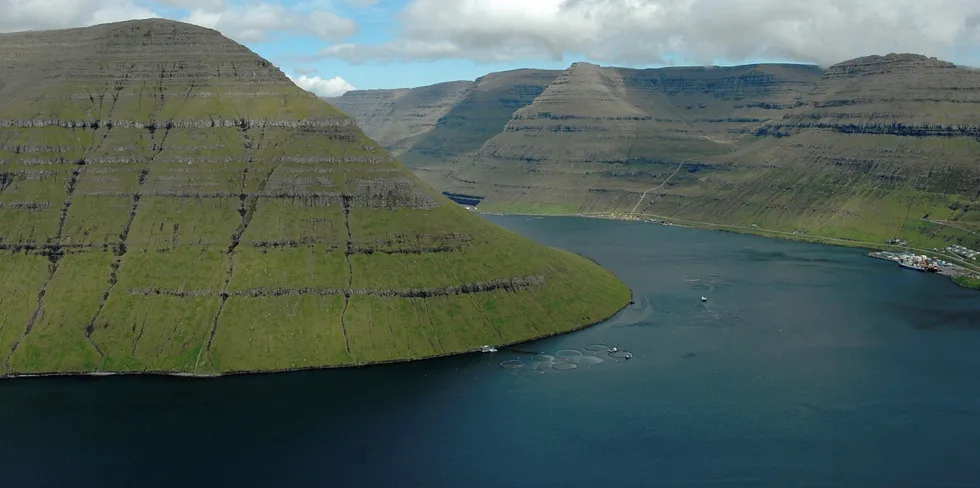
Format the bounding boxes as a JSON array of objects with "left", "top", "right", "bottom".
[
  {"left": 0, "top": 20, "right": 631, "bottom": 377},
  {"left": 338, "top": 56, "right": 980, "bottom": 253}
]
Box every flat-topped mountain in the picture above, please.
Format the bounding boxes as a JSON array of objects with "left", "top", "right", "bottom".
[
  {"left": 0, "top": 19, "right": 630, "bottom": 377},
  {"left": 338, "top": 55, "right": 980, "bottom": 249}
]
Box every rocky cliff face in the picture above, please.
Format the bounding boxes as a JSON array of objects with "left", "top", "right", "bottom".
[
  {"left": 763, "top": 54, "right": 980, "bottom": 141},
  {"left": 339, "top": 55, "right": 980, "bottom": 248},
  {"left": 0, "top": 19, "right": 630, "bottom": 377}
]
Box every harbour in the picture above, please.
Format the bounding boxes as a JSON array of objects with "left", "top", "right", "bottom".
[{"left": 867, "top": 250, "right": 970, "bottom": 278}]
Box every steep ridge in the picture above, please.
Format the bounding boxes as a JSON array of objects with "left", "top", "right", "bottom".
[
  {"left": 327, "top": 80, "right": 473, "bottom": 153},
  {"left": 0, "top": 20, "right": 630, "bottom": 377}
]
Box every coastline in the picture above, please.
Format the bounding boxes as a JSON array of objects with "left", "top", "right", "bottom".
[
  {"left": 0, "top": 252, "right": 633, "bottom": 381},
  {"left": 479, "top": 210, "right": 980, "bottom": 291}
]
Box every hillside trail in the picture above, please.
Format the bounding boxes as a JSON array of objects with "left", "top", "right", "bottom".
[
  {"left": 629, "top": 159, "right": 691, "bottom": 215},
  {"left": 924, "top": 219, "right": 980, "bottom": 237}
]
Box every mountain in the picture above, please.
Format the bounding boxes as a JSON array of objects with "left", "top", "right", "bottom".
[
  {"left": 337, "top": 56, "right": 980, "bottom": 250},
  {"left": 329, "top": 68, "right": 561, "bottom": 165},
  {"left": 0, "top": 20, "right": 630, "bottom": 377},
  {"left": 326, "top": 79, "right": 473, "bottom": 153}
]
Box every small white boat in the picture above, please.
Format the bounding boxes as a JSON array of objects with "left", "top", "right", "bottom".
[
  {"left": 478, "top": 345, "right": 497, "bottom": 353},
  {"left": 701, "top": 296, "right": 707, "bottom": 302}
]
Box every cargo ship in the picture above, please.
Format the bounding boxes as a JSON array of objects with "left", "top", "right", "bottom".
[{"left": 898, "top": 254, "right": 941, "bottom": 273}]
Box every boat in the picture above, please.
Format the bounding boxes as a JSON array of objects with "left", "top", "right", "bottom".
[
  {"left": 898, "top": 259, "right": 926, "bottom": 272},
  {"left": 478, "top": 345, "right": 497, "bottom": 353},
  {"left": 701, "top": 296, "right": 707, "bottom": 302},
  {"left": 897, "top": 254, "right": 942, "bottom": 273}
]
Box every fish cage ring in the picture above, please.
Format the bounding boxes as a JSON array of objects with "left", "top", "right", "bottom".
[{"left": 551, "top": 362, "right": 578, "bottom": 371}]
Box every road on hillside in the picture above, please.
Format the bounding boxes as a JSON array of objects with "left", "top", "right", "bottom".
[
  {"left": 629, "top": 159, "right": 691, "bottom": 215},
  {"left": 923, "top": 219, "right": 980, "bottom": 237}
]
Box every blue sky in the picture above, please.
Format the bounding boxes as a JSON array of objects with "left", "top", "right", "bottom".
[{"left": 4, "top": 0, "right": 979, "bottom": 96}]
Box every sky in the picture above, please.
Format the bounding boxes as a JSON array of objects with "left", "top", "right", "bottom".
[{"left": 2, "top": 0, "right": 979, "bottom": 97}]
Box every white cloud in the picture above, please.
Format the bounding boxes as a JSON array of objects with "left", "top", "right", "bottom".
[
  {"left": 318, "top": 0, "right": 980, "bottom": 66},
  {"left": 0, "top": 0, "right": 358, "bottom": 45},
  {"left": 156, "top": 0, "right": 225, "bottom": 11},
  {"left": 0, "top": 0, "right": 158, "bottom": 32},
  {"left": 183, "top": 3, "right": 357, "bottom": 43},
  {"left": 287, "top": 74, "right": 357, "bottom": 97}
]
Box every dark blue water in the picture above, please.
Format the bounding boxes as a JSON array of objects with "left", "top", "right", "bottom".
[{"left": 2, "top": 216, "right": 979, "bottom": 488}]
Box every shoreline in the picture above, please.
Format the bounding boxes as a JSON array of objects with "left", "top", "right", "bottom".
[
  {"left": 480, "top": 210, "right": 980, "bottom": 291},
  {"left": 0, "top": 251, "right": 633, "bottom": 381}
]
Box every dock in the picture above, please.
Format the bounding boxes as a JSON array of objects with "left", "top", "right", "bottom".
[{"left": 867, "top": 251, "right": 971, "bottom": 279}]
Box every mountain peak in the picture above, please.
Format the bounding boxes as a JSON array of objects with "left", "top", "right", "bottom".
[
  {"left": 0, "top": 18, "right": 221, "bottom": 40},
  {"left": 825, "top": 53, "right": 957, "bottom": 78}
]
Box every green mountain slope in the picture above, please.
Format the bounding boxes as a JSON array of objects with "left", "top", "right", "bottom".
[
  {"left": 0, "top": 20, "right": 630, "bottom": 377},
  {"left": 331, "top": 69, "right": 561, "bottom": 172},
  {"left": 339, "top": 56, "right": 980, "bottom": 250}
]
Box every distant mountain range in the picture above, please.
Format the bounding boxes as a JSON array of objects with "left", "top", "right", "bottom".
[{"left": 327, "top": 54, "right": 980, "bottom": 251}]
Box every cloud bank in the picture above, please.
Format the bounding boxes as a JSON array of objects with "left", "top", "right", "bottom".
[
  {"left": 321, "top": 0, "right": 980, "bottom": 67},
  {"left": 287, "top": 74, "right": 357, "bottom": 97},
  {"left": 2, "top": 0, "right": 976, "bottom": 86},
  {"left": 0, "top": 0, "right": 358, "bottom": 43}
]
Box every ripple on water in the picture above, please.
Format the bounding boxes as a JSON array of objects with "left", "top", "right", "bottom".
[
  {"left": 517, "top": 368, "right": 545, "bottom": 377},
  {"left": 500, "top": 360, "right": 525, "bottom": 369},
  {"left": 584, "top": 344, "right": 609, "bottom": 352},
  {"left": 555, "top": 349, "right": 583, "bottom": 358},
  {"left": 576, "top": 356, "right": 604, "bottom": 365},
  {"left": 532, "top": 354, "right": 555, "bottom": 362}
]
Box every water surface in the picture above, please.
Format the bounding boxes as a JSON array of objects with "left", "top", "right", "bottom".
[{"left": 2, "top": 216, "right": 978, "bottom": 487}]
